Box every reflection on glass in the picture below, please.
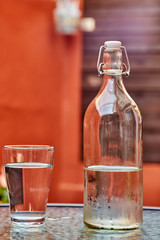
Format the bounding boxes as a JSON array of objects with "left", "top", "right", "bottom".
[{"left": 10, "top": 225, "right": 46, "bottom": 240}]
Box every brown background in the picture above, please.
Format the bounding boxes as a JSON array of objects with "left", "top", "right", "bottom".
[
  {"left": 82, "top": 0, "right": 160, "bottom": 206},
  {"left": 83, "top": 0, "right": 160, "bottom": 163}
]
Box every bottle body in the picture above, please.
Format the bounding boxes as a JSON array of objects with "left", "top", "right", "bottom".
[
  {"left": 83, "top": 71, "right": 143, "bottom": 229},
  {"left": 84, "top": 166, "right": 142, "bottom": 230}
]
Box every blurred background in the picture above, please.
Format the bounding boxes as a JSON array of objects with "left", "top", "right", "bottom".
[{"left": 0, "top": 0, "right": 160, "bottom": 206}]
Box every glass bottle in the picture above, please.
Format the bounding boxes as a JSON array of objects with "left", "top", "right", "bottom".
[{"left": 83, "top": 41, "right": 143, "bottom": 230}]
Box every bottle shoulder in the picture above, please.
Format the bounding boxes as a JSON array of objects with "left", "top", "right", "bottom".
[
  {"left": 84, "top": 93, "right": 142, "bottom": 124},
  {"left": 84, "top": 76, "right": 142, "bottom": 123}
]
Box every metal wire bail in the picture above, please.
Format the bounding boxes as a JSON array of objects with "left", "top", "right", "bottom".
[
  {"left": 97, "top": 45, "right": 106, "bottom": 76},
  {"left": 121, "top": 46, "right": 130, "bottom": 76},
  {"left": 97, "top": 44, "right": 130, "bottom": 76}
]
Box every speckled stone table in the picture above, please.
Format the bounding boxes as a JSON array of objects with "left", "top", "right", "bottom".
[{"left": 0, "top": 204, "right": 159, "bottom": 239}]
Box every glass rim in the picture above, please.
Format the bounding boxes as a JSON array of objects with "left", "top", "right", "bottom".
[{"left": 3, "top": 145, "right": 55, "bottom": 150}]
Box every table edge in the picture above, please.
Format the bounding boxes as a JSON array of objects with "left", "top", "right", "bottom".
[{"left": 0, "top": 203, "right": 159, "bottom": 210}]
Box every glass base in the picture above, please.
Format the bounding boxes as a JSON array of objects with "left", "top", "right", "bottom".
[
  {"left": 84, "top": 220, "right": 142, "bottom": 230},
  {"left": 82, "top": 226, "right": 143, "bottom": 239},
  {"left": 11, "top": 211, "right": 46, "bottom": 228}
]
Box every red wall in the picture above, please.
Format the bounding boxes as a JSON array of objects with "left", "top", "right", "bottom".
[
  {"left": 143, "top": 163, "right": 160, "bottom": 207},
  {"left": 0, "top": 0, "right": 160, "bottom": 206},
  {"left": 0, "top": 0, "right": 83, "bottom": 203}
]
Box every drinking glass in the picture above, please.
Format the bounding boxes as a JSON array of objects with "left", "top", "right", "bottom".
[{"left": 3, "top": 145, "right": 54, "bottom": 227}]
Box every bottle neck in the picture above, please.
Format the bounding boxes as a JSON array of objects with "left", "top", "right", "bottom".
[
  {"left": 103, "top": 48, "right": 123, "bottom": 74},
  {"left": 95, "top": 48, "right": 128, "bottom": 116},
  {"left": 99, "top": 48, "right": 124, "bottom": 92},
  {"left": 99, "top": 73, "right": 124, "bottom": 96}
]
